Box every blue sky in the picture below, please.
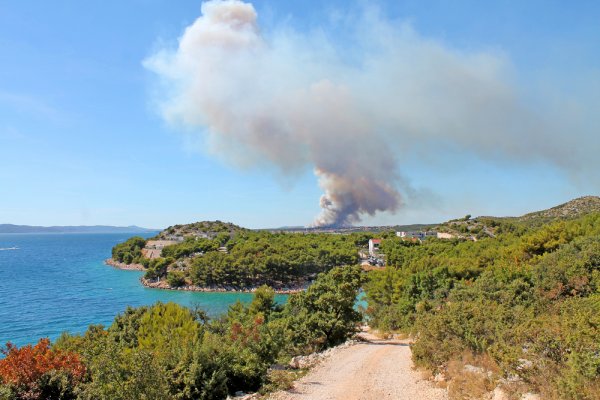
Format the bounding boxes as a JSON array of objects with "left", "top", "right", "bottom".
[{"left": 1, "top": 0, "right": 599, "bottom": 229}]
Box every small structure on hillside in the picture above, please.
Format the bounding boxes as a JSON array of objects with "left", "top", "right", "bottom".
[
  {"left": 368, "top": 239, "right": 382, "bottom": 255},
  {"left": 142, "top": 239, "right": 180, "bottom": 259},
  {"left": 164, "top": 235, "right": 185, "bottom": 242},
  {"left": 396, "top": 231, "right": 438, "bottom": 240}
]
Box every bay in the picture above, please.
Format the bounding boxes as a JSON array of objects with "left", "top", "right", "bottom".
[{"left": 0, "top": 233, "right": 284, "bottom": 347}]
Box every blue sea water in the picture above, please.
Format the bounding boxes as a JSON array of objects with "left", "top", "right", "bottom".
[{"left": 0, "top": 233, "right": 283, "bottom": 347}]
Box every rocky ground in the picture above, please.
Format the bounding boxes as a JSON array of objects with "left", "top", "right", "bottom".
[{"left": 104, "top": 258, "right": 145, "bottom": 271}]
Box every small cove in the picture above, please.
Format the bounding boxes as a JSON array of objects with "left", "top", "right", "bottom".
[{"left": 0, "top": 233, "right": 286, "bottom": 347}]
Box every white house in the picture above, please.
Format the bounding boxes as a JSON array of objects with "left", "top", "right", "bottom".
[
  {"left": 368, "top": 239, "right": 382, "bottom": 255},
  {"left": 396, "top": 231, "right": 439, "bottom": 240}
]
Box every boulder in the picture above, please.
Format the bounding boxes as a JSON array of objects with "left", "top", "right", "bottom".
[
  {"left": 521, "top": 394, "right": 541, "bottom": 400},
  {"left": 492, "top": 387, "right": 509, "bottom": 400}
]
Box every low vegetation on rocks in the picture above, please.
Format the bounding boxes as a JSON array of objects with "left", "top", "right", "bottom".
[{"left": 365, "top": 203, "right": 600, "bottom": 399}]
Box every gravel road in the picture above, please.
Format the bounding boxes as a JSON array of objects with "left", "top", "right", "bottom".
[{"left": 269, "top": 332, "right": 448, "bottom": 400}]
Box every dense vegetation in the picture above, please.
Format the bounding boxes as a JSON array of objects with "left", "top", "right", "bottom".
[
  {"left": 160, "top": 237, "right": 219, "bottom": 259},
  {"left": 121, "top": 223, "right": 364, "bottom": 289},
  {"left": 12, "top": 200, "right": 600, "bottom": 399},
  {"left": 365, "top": 213, "right": 600, "bottom": 399},
  {"left": 0, "top": 267, "right": 363, "bottom": 400},
  {"left": 158, "top": 221, "right": 247, "bottom": 240},
  {"left": 111, "top": 236, "right": 146, "bottom": 265},
  {"left": 187, "top": 232, "right": 360, "bottom": 288}
]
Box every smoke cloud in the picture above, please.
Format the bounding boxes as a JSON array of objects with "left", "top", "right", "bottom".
[{"left": 145, "top": 0, "right": 592, "bottom": 226}]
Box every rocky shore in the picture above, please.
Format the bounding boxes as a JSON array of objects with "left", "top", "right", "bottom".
[
  {"left": 140, "top": 277, "right": 307, "bottom": 294},
  {"left": 104, "top": 258, "right": 145, "bottom": 271},
  {"left": 105, "top": 258, "right": 307, "bottom": 294}
]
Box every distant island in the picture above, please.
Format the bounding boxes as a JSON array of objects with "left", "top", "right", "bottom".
[{"left": 0, "top": 224, "right": 159, "bottom": 234}]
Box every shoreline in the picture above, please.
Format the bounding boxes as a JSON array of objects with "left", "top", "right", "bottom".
[
  {"left": 105, "top": 258, "right": 306, "bottom": 294},
  {"left": 140, "top": 277, "right": 307, "bottom": 294},
  {"left": 104, "top": 258, "right": 145, "bottom": 271}
]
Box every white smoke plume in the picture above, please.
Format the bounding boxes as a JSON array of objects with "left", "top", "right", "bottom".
[{"left": 145, "top": 0, "right": 592, "bottom": 226}]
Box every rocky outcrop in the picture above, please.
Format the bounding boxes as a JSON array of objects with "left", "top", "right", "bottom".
[
  {"left": 104, "top": 258, "right": 145, "bottom": 271},
  {"left": 140, "top": 277, "right": 307, "bottom": 294},
  {"left": 519, "top": 195, "right": 600, "bottom": 221}
]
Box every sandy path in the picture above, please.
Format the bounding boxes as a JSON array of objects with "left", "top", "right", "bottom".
[{"left": 270, "top": 332, "right": 447, "bottom": 400}]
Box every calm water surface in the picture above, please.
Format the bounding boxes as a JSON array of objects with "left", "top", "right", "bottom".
[{"left": 0, "top": 233, "right": 284, "bottom": 347}]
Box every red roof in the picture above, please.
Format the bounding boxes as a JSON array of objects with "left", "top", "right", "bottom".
[{"left": 371, "top": 239, "right": 382, "bottom": 244}]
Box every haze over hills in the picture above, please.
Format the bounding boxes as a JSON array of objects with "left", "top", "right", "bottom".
[
  {"left": 271, "top": 196, "right": 600, "bottom": 234},
  {"left": 0, "top": 224, "right": 159, "bottom": 234},
  {"left": 3, "top": 196, "right": 598, "bottom": 236},
  {"left": 270, "top": 223, "right": 438, "bottom": 234}
]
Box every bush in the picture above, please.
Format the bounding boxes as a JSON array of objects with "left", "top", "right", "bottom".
[
  {"left": 43, "top": 266, "right": 365, "bottom": 399},
  {"left": 365, "top": 212, "right": 600, "bottom": 399},
  {"left": 112, "top": 236, "right": 146, "bottom": 264},
  {"left": 0, "top": 339, "right": 86, "bottom": 400},
  {"left": 167, "top": 271, "right": 186, "bottom": 288},
  {"left": 283, "top": 266, "right": 365, "bottom": 353}
]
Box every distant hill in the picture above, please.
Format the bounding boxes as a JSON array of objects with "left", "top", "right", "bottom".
[
  {"left": 517, "top": 196, "right": 600, "bottom": 223},
  {"left": 156, "top": 220, "right": 247, "bottom": 239},
  {"left": 269, "top": 223, "right": 438, "bottom": 234},
  {"left": 437, "top": 195, "right": 600, "bottom": 239},
  {"left": 0, "top": 224, "right": 159, "bottom": 234}
]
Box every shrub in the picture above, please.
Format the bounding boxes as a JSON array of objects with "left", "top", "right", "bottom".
[
  {"left": 0, "top": 338, "right": 86, "bottom": 400},
  {"left": 111, "top": 236, "right": 146, "bottom": 263},
  {"left": 167, "top": 271, "right": 187, "bottom": 288},
  {"left": 283, "top": 266, "right": 365, "bottom": 353}
]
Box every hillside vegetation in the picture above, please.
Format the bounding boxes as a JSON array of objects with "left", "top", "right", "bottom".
[
  {"left": 157, "top": 220, "right": 248, "bottom": 240},
  {"left": 6, "top": 198, "right": 599, "bottom": 399},
  {"left": 0, "top": 267, "right": 364, "bottom": 400},
  {"left": 112, "top": 221, "right": 365, "bottom": 290},
  {"left": 366, "top": 199, "right": 600, "bottom": 399},
  {"left": 518, "top": 195, "right": 600, "bottom": 223},
  {"left": 435, "top": 196, "right": 600, "bottom": 239}
]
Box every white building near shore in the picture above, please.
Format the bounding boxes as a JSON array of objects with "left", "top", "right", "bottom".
[{"left": 368, "top": 239, "right": 382, "bottom": 255}]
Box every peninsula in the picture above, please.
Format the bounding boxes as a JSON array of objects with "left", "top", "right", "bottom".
[{"left": 107, "top": 221, "right": 362, "bottom": 293}]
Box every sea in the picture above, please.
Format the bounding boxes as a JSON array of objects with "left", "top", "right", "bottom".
[{"left": 0, "top": 232, "right": 284, "bottom": 347}]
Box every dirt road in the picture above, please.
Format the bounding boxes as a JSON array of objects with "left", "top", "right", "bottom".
[{"left": 270, "top": 332, "right": 448, "bottom": 400}]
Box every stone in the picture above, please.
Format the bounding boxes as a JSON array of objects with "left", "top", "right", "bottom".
[
  {"left": 516, "top": 358, "right": 533, "bottom": 371},
  {"left": 521, "top": 393, "right": 541, "bottom": 400},
  {"left": 492, "top": 387, "right": 509, "bottom": 400},
  {"left": 464, "top": 364, "right": 486, "bottom": 375}
]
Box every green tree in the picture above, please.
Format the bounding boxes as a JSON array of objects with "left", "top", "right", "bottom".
[{"left": 284, "top": 266, "right": 364, "bottom": 353}]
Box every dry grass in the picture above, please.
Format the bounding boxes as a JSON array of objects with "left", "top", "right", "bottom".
[
  {"left": 419, "top": 367, "right": 434, "bottom": 381},
  {"left": 366, "top": 328, "right": 409, "bottom": 340},
  {"left": 393, "top": 331, "right": 409, "bottom": 340},
  {"left": 497, "top": 380, "right": 534, "bottom": 400},
  {"left": 261, "top": 368, "right": 310, "bottom": 394},
  {"left": 446, "top": 352, "right": 499, "bottom": 400}
]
